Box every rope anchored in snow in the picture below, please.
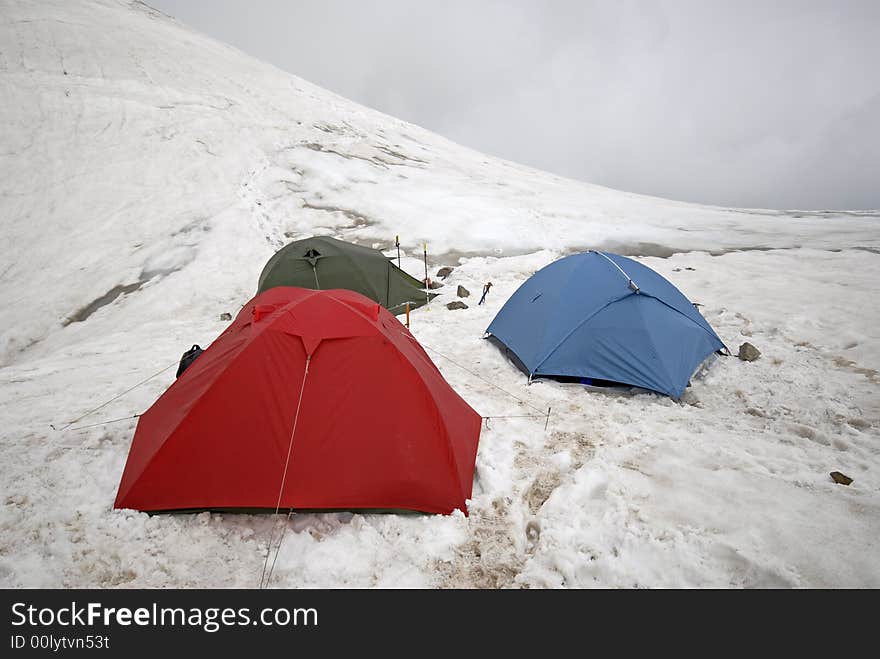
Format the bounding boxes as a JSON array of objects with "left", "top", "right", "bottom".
[
  {"left": 481, "top": 408, "right": 552, "bottom": 430},
  {"left": 63, "top": 413, "right": 142, "bottom": 433},
  {"left": 416, "top": 340, "right": 545, "bottom": 415},
  {"left": 260, "top": 354, "right": 311, "bottom": 589},
  {"left": 50, "top": 360, "right": 177, "bottom": 432},
  {"left": 411, "top": 338, "right": 552, "bottom": 430}
]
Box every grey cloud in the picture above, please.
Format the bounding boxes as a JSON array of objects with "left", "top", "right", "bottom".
[{"left": 148, "top": 0, "right": 880, "bottom": 209}]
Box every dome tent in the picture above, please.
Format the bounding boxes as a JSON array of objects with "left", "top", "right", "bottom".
[
  {"left": 486, "top": 251, "right": 725, "bottom": 399},
  {"left": 115, "top": 287, "right": 481, "bottom": 515},
  {"left": 257, "top": 236, "right": 434, "bottom": 313}
]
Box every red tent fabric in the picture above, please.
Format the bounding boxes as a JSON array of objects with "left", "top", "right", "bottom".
[{"left": 114, "top": 287, "right": 482, "bottom": 515}]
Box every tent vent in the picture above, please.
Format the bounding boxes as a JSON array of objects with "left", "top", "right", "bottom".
[{"left": 303, "top": 248, "right": 322, "bottom": 267}]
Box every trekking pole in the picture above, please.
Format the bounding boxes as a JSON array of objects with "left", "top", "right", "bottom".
[
  {"left": 395, "top": 234, "right": 401, "bottom": 270},
  {"left": 478, "top": 282, "right": 492, "bottom": 305}
]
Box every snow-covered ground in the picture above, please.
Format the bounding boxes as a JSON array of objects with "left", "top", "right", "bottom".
[{"left": 0, "top": 0, "right": 877, "bottom": 588}]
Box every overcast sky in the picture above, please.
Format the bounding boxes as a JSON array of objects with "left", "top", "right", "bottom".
[{"left": 149, "top": 0, "right": 879, "bottom": 210}]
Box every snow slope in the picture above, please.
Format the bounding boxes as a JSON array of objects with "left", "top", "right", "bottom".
[{"left": 0, "top": 0, "right": 877, "bottom": 587}]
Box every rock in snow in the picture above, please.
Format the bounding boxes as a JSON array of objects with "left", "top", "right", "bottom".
[
  {"left": 446, "top": 301, "right": 469, "bottom": 310},
  {"left": 738, "top": 342, "right": 762, "bottom": 362},
  {"left": 830, "top": 472, "right": 853, "bottom": 486},
  {"left": 436, "top": 267, "right": 454, "bottom": 279},
  {"left": 457, "top": 285, "right": 470, "bottom": 298}
]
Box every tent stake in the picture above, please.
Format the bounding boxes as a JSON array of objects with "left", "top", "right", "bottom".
[{"left": 405, "top": 302, "right": 410, "bottom": 328}]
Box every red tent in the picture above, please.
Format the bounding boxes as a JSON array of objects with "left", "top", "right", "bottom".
[{"left": 114, "top": 287, "right": 481, "bottom": 515}]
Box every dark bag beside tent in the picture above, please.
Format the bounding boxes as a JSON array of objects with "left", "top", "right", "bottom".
[
  {"left": 176, "top": 344, "right": 203, "bottom": 378},
  {"left": 257, "top": 236, "right": 435, "bottom": 314}
]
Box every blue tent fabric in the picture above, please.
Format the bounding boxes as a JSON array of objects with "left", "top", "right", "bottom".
[{"left": 486, "top": 251, "right": 726, "bottom": 398}]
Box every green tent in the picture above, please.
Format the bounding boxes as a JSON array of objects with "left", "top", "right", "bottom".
[{"left": 257, "top": 236, "right": 435, "bottom": 313}]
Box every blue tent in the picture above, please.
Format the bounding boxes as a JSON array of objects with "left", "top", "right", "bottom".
[{"left": 486, "top": 251, "right": 726, "bottom": 398}]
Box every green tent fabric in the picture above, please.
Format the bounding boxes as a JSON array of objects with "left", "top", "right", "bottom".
[{"left": 257, "top": 236, "right": 435, "bottom": 313}]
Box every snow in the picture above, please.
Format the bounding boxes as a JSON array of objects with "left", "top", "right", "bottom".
[{"left": 1, "top": 0, "right": 878, "bottom": 588}]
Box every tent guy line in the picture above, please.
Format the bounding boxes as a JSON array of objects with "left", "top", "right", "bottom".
[
  {"left": 260, "top": 355, "right": 312, "bottom": 590},
  {"left": 50, "top": 361, "right": 178, "bottom": 432},
  {"left": 64, "top": 413, "right": 142, "bottom": 434},
  {"left": 262, "top": 510, "right": 294, "bottom": 589},
  {"left": 51, "top": 302, "right": 554, "bottom": 441},
  {"left": 411, "top": 338, "right": 547, "bottom": 416}
]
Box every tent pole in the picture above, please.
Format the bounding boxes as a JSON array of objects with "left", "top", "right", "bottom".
[
  {"left": 396, "top": 234, "right": 401, "bottom": 270},
  {"left": 423, "top": 242, "right": 429, "bottom": 307},
  {"left": 385, "top": 261, "right": 391, "bottom": 309},
  {"left": 590, "top": 249, "right": 639, "bottom": 293}
]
